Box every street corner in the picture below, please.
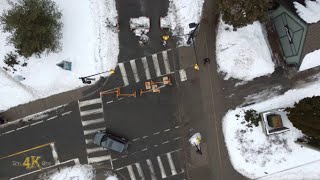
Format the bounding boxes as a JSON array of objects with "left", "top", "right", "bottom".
[{"left": 0, "top": 142, "right": 58, "bottom": 179}]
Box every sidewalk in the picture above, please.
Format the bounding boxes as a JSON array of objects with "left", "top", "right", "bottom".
[{"left": 0, "top": 76, "right": 108, "bottom": 122}]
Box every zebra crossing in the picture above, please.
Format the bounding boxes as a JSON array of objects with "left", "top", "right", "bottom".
[
  {"left": 116, "top": 149, "right": 185, "bottom": 180},
  {"left": 78, "top": 98, "right": 112, "bottom": 166},
  {"left": 117, "top": 49, "right": 187, "bottom": 87}
]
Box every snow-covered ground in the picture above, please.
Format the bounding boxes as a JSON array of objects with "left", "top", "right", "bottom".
[
  {"left": 216, "top": 19, "right": 275, "bottom": 81},
  {"left": 0, "top": 0, "right": 118, "bottom": 111},
  {"left": 299, "top": 49, "right": 320, "bottom": 71},
  {"left": 49, "top": 165, "right": 95, "bottom": 180},
  {"left": 223, "top": 75, "right": 320, "bottom": 179},
  {"left": 294, "top": 0, "right": 320, "bottom": 24},
  {"left": 163, "top": 0, "right": 204, "bottom": 45},
  {"left": 49, "top": 164, "right": 119, "bottom": 180}
]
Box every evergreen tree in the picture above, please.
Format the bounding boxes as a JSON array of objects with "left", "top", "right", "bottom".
[
  {"left": 218, "top": 0, "right": 271, "bottom": 28},
  {"left": 0, "top": 0, "right": 63, "bottom": 58},
  {"left": 286, "top": 96, "right": 320, "bottom": 147}
]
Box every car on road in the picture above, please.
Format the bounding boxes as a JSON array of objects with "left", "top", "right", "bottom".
[{"left": 94, "top": 130, "right": 128, "bottom": 153}]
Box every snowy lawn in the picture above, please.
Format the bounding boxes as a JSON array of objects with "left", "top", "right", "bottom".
[
  {"left": 216, "top": 19, "right": 275, "bottom": 81},
  {"left": 49, "top": 164, "right": 119, "bottom": 180},
  {"left": 0, "top": 0, "right": 118, "bottom": 111},
  {"left": 294, "top": 0, "right": 320, "bottom": 24},
  {"left": 223, "top": 77, "right": 320, "bottom": 179},
  {"left": 49, "top": 164, "right": 95, "bottom": 180},
  {"left": 299, "top": 49, "right": 320, "bottom": 71},
  {"left": 163, "top": 0, "right": 204, "bottom": 45}
]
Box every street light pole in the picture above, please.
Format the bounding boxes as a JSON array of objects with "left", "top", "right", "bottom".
[
  {"left": 79, "top": 69, "right": 115, "bottom": 84},
  {"left": 187, "top": 23, "right": 200, "bottom": 71}
]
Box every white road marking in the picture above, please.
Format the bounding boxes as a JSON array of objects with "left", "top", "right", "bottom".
[
  {"left": 88, "top": 155, "right": 111, "bottom": 164},
  {"left": 152, "top": 54, "right": 161, "bottom": 77},
  {"left": 146, "top": 159, "right": 157, "bottom": 180},
  {"left": 127, "top": 165, "right": 136, "bottom": 180},
  {"left": 132, "top": 138, "right": 140, "bottom": 142},
  {"left": 173, "top": 137, "right": 182, "bottom": 141},
  {"left": 78, "top": 98, "right": 102, "bottom": 107},
  {"left": 166, "top": 153, "right": 177, "bottom": 175},
  {"left": 83, "top": 127, "right": 105, "bottom": 135},
  {"left": 3, "top": 130, "right": 14, "bottom": 135},
  {"left": 141, "top": 148, "right": 148, "bottom": 151},
  {"left": 81, "top": 118, "right": 105, "bottom": 126},
  {"left": 135, "top": 163, "right": 145, "bottom": 180},
  {"left": 157, "top": 156, "right": 167, "bottom": 178},
  {"left": 85, "top": 139, "right": 94, "bottom": 144},
  {"left": 142, "top": 136, "right": 148, "bottom": 139},
  {"left": 130, "top": 60, "right": 140, "bottom": 83},
  {"left": 164, "top": 129, "right": 170, "bottom": 132},
  {"left": 122, "top": 155, "right": 127, "bottom": 158},
  {"left": 154, "top": 145, "right": 158, "bottom": 148},
  {"left": 118, "top": 97, "right": 124, "bottom": 100},
  {"left": 61, "top": 111, "right": 72, "bottom": 116},
  {"left": 47, "top": 116, "right": 57, "bottom": 121},
  {"left": 162, "top": 50, "right": 171, "bottom": 74},
  {"left": 179, "top": 69, "right": 187, "bottom": 82},
  {"left": 16, "top": 125, "right": 28, "bottom": 130},
  {"left": 142, "top": 57, "right": 151, "bottom": 80},
  {"left": 80, "top": 108, "right": 103, "bottom": 116},
  {"left": 106, "top": 100, "right": 113, "bottom": 104},
  {"left": 116, "top": 167, "right": 125, "bottom": 171},
  {"left": 31, "top": 121, "right": 43, "bottom": 126},
  {"left": 153, "top": 131, "right": 160, "bottom": 135},
  {"left": 50, "top": 143, "right": 60, "bottom": 164},
  {"left": 175, "top": 125, "right": 180, "bottom": 129},
  {"left": 162, "top": 141, "right": 169, "bottom": 144},
  {"left": 86, "top": 147, "right": 105, "bottom": 154},
  {"left": 119, "top": 63, "right": 129, "bottom": 86}
]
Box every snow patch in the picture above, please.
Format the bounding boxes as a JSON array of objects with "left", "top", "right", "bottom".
[
  {"left": 299, "top": 49, "right": 320, "bottom": 71},
  {"left": 223, "top": 77, "right": 320, "bottom": 179},
  {"left": 216, "top": 19, "right": 275, "bottom": 81},
  {"left": 0, "top": 0, "right": 119, "bottom": 111},
  {"left": 163, "top": 0, "right": 204, "bottom": 45},
  {"left": 49, "top": 164, "right": 95, "bottom": 180},
  {"left": 294, "top": 0, "right": 320, "bottom": 24},
  {"left": 129, "top": 17, "right": 150, "bottom": 36}
]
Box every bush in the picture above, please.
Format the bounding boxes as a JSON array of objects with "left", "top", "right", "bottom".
[
  {"left": 218, "top": 0, "right": 271, "bottom": 28},
  {"left": 0, "top": 0, "right": 63, "bottom": 58},
  {"left": 3, "top": 51, "right": 19, "bottom": 68},
  {"left": 244, "top": 109, "right": 261, "bottom": 127},
  {"left": 286, "top": 96, "right": 320, "bottom": 148}
]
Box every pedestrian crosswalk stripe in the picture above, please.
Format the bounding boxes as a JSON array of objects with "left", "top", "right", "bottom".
[
  {"left": 83, "top": 127, "right": 105, "bottom": 135},
  {"left": 86, "top": 147, "right": 105, "bottom": 154},
  {"left": 157, "top": 156, "right": 167, "bottom": 178},
  {"left": 81, "top": 118, "right": 105, "bottom": 126},
  {"left": 80, "top": 108, "right": 103, "bottom": 116},
  {"left": 135, "top": 163, "right": 145, "bottom": 180},
  {"left": 88, "top": 155, "right": 111, "bottom": 164},
  {"left": 130, "top": 60, "right": 140, "bottom": 83},
  {"left": 146, "top": 159, "right": 156, "bottom": 180},
  {"left": 85, "top": 139, "right": 94, "bottom": 144},
  {"left": 179, "top": 69, "right": 187, "bottom": 82},
  {"left": 141, "top": 57, "right": 151, "bottom": 80},
  {"left": 78, "top": 98, "right": 102, "bottom": 107},
  {"left": 166, "top": 153, "right": 177, "bottom": 176},
  {"left": 119, "top": 63, "right": 129, "bottom": 86},
  {"left": 162, "top": 51, "right": 171, "bottom": 74},
  {"left": 127, "top": 165, "right": 136, "bottom": 180},
  {"left": 152, "top": 54, "right": 161, "bottom": 77}
]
